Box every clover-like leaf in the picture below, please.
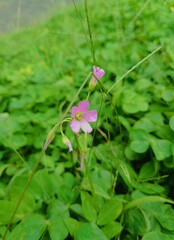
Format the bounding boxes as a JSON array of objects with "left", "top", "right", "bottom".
[
  {"left": 150, "top": 138, "right": 172, "bottom": 161},
  {"left": 130, "top": 129, "right": 150, "bottom": 153}
]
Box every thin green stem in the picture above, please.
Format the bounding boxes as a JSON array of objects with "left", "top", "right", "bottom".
[
  {"left": 59, "top": 71, "right": 92, "bottom": 122},
  {"left": 84, "top": 149, "right": 98, "bottom": 210},
  {"left": 107, "top": 46, "right": 162, "bottom": 94},
  {"left": 59, "top": 118, "right": 72, "bottom": 135},
  {"left": 128, "top": 0, "right": 151, "bottom": 27},
  {"left": 3, "top": 135, "right": 28, "bottom": 168},
  {"left": 72, "top": 0, "right": 91, "bottom": 53},
  {"left": 84, "top": 0, "right": 96, "bottom": 65},
  {"left": 86, "top": 92, "right": 91, "bottom": 100},
  {"left": 124, "top": 196, "right": 174, "bottom": 211}
]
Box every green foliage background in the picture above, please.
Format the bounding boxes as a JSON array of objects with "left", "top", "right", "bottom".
[{"left": 0, "top": 0, "right": 174, "bottom": 239}]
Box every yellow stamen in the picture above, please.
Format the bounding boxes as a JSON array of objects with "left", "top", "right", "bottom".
[{"left": 75, "top": 112, "right": 84, "bottom": 121}]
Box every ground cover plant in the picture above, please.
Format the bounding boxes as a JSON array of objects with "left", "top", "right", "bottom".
[{"left": 0, "top": 0, "right": 174, "bottom": 239}]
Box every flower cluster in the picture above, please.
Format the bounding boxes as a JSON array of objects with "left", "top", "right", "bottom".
[
  {"left": 66, "top": 66, "right": 105, "bottom": 152},
  {"left": 44, "top": 66, "right": 105, "bottom": 159}
]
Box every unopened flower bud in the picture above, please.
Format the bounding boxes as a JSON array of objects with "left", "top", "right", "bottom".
[
  {"left": 89, "top": 66, "right": 105, "bottom": 92},
  {"left": 89, "top": 80, "right": 97, "bottom": 92},
  {"left": 44, "top": 128, "right": 55, "bottom": 150},
  {"left": 62, "top": 134, "right": 73, "bottom": 152}
]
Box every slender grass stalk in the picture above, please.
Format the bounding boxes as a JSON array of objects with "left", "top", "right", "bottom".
[
  {"left": 84, "top": 0, "right": 96, "bottom": 65},
  {"left": 128, "top": 0, "right": 151, "bottom": 27},
  {"left": 124, "top": 196, "right": 174, "bottom": 211},
  {"left": 72, "top": 0, "right": 96, "bottom": 64},
  {"left": 72, "top": 0, "right": 91, "bottom": 55},
  {"left": 107, "top": 46, "right": 162, "bottom": 93},
  {"left": 2, "top": 136, "right": 28, "bottom": 168}
]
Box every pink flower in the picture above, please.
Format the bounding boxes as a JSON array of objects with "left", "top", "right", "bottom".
[
  {"left": 91, "top": 66, "right": 105, "bottom": 83},
  {"left": 89, "top": 66, "right": 105, "bottom": 92},
  {"left": 70, "top": 100, "right": 97, "bottom": 133}
]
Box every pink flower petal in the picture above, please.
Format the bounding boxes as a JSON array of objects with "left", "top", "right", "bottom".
[
  {"left": 71, "top": 106, "right": 78, "bottom": 118},
  {"left": 80, "top": 120, "right": 92, "bottom": 133},
  {"left": 93, "top": 66, "right": 105, "bottom": 79},
  {"left": 70, "top": 119, "right": 81, "bottom": 133},
  {"left": 84, "top": 110, "right": 97, "bottom": 122},
  {"left": 77, "top": 100, "right": 89, "bottom": 112}
]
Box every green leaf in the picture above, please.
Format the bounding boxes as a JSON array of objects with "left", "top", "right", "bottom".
[
  {"left": 8, "top": 134, "right": 28, "bottom": 149},
  {"left": 126, "top": 208, "right": 151, "bottom": 235},
  {"left": 29, "top": 169, "right": 55, "bottom": 201},
  {"left": 117, "top": 161, "right": 137, "bottom": 187},
  {"left": 162, "top": 87, "right": 174, "bottom": 102},
  {"left": 119, "top": 116, "right": 131, "bottom": 131},
  {"left": 64, "top": 218, "right": 79, "bottom": 237},
  {"left": 74, "top": 223, "right": 107, "bottom": 240},
  {"left": 130, "top": 129, "right": 150, "bottom": 153},
  {"left": 139, "top": 161, "right": 157, "bottom": 179},
  {"left": 55, "top": 172, "right": 78, "bottom": 203},
  {"left": 0, "top": 164, "right": 10, "bottom": 177},
  {"left": 124, "top": 196, "right": 174, "bottom": 211},
  {"left": 156, "top": 204, "right": 174, "bottom": 231},
  {"left": 81, "top": 191, "right": 97, "bottom": 223},
  {"left": 169, "top": 116, "right": 174, "bottom": 131},
  {"left": 97, "top": 199, "right": 123, "bottom": 226},
  {"left": 122, "top": 90, "right": 148, "bottom": 114},
  {"left": 102, "top": 221, "right": 123, "bottom": 239},
  {"left": 150, "top": 138, "right": 172, "bottom": 160},
  {"left": 8, "top": 185, "right": 36, "bottom": 214},
  {"left": 142, "top": 231, "right": 174, "bottom": 240},
  {"left": 7, "top": 214, "right": 47, "bottom": 240},
  {"left": 155, "top": 125, "right": 174, "bottom": 141},
  {"left": 134, "top": 118, "right": 156, "bottom": 132},
  {"left": 139, "top": 201, "right": 174, "bottom": 232},
  {"left": 81, "top": 177, "right": 110, "bottom": 199},
  {"left": 145, "top": 112, "right": 164, "bottom": 126},
  {"left": 135, "top": 78, "right": 153, "bottom": 91},
  {"left": 124, "top": 145, "right": 140, "bottom": 161},
  {"left": 137, "top": 183, "right": 165, "bottom": 195},
  {"left": 0, "top": 200, "right": 23, "bottom": 225},
  {"left": 48, "top": 217, "right": 68, "bottom": 240},
  {"left": 47, "top": 199, "right": 69, "bottom": 219},
  {"left": 70, "top": 204, "right": 83, "bottom": 218}
]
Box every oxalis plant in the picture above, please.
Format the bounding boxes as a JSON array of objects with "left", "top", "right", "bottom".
[
  {"left": 2, "top": 65, "right": 105, "bottom": 239},
  {"left": 3, "top": 62, "right": 174, "bottom": 240},
  {"left": 1, "top": 0, "right": 174, "bottom": 240}
]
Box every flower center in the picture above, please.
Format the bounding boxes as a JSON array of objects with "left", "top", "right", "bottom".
[{"left": 75, "top": 111, "right": 84, "bottom": 121}]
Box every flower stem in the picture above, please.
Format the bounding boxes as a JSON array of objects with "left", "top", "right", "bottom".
[
  {"left": 83, "top": 134, "right": 99, "bottom": 211},
  {"left": 86, "top": 92, "right": 91, "bottom": 100}
]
